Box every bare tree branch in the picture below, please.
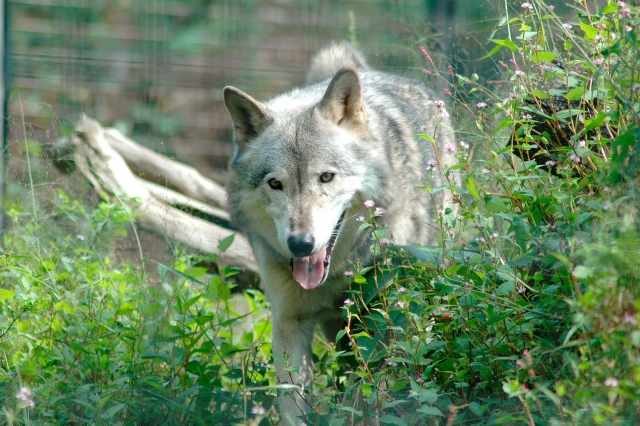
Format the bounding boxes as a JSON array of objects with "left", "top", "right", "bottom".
[
  {"left": 103, "top": 127, "right": 228, "bottom": 209},
  {"left": 54, "top": 114, "right": 257, "bottom": 275}
]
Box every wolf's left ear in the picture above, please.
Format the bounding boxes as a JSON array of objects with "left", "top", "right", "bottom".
[
  {"left": 224, "top": 86, "right": 273, "bottom": 148},
  {"left": 319, "top": 67, "right": 367, "bottom": 132}
]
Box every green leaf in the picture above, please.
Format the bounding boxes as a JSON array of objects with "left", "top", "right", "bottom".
[
  {"left": 584, "top": 111, "right": 608, "bottom": 132},
  {"left": 535, "top": 51, "right": 558, "bottom": 62},
  {"left": 481, "top": 44, "right": 505, "bottom": 59},
  {"left": 417, "top": 405, "right": 444, "bottom": 416},
  {"left": 484, "top": 196, "right": 509, "bottom": 212},
  {"left": 466, "top": 177, "right": 481, "bottom": 201},
  {"left": 580, "top": 21, "right": 598, "bottom": 41},
  {"left": 529, "top": 89, "right": 549, "bottom": 99},
  {"left": 491, "top": 39, "right": 518, "bottom": 52},
  {"left": 555, "top": 109, "right": 582, "bottom": 119},
  {"left": 599, "top": 3, "right": 617, "bottom": 15},
  {"left": 0, "top": 289, "right": 16, "bottom": 302},
  {"left": 565, "top": 86, "right": 585, "bottom": 101},
  {"left": 379, "top": 415, "right": 410, "bottom": 425},
  {"left": 218, "top": 233, "right": 235, "bottom": 253},
  {"left": 496, "top": 281, "right": 515, "bottom": 294}
]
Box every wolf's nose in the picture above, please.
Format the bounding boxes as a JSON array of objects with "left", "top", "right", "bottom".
[{"left": 288, "top": 234, "right": 315, "bottom": 257}]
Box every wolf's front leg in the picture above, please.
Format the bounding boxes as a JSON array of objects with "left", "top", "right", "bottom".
[{"left": 272, "top": 313, "right": 317, "bottom": 425}]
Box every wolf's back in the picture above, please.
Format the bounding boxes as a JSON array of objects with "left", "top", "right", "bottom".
[{"left": 304, "top": 41, "right": 369, "bottom": 85}]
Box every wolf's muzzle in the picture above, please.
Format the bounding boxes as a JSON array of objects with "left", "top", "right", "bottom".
[{"left": 287, "top": 234, "right": 315, "bottom": 257}]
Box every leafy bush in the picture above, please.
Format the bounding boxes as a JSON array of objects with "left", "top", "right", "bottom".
[{"left": 1, "top": 1, "right": 639, "bottom": 425}]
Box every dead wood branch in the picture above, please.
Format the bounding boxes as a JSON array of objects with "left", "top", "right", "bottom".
[
  {"left": 53, "top": 114, "right": 256, "bottom": 275},
  {"left": 103, "top": 127, "right": 228, "bottom": 209}
]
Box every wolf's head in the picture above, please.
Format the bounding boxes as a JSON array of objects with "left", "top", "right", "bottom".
[{"left": 224, "top": 68, "right": 381, "bottom": 290}]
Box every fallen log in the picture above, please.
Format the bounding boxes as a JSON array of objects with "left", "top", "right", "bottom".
[{"left": 52, "top": 114, "right": 257, "bottom": 275}]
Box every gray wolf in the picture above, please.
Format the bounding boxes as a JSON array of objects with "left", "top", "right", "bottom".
[{"left": 223, "top": 41, "right": 458, "bottom": 425}]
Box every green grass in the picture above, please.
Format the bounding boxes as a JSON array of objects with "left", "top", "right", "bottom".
[{"left": 2, "top": 1, "right": 640, "bottom": 425}]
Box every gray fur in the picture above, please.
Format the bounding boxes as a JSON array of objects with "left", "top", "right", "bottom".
[
  {"left": 224, "top": 42, "right": 459, "bottom": 425},
  {"left": 304, "top": 41, "right": 369, "bottom": 85}
]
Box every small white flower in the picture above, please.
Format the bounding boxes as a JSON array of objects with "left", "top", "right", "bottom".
[
  {"left": 482, "top": 168, "right": 491, "bottom": 174},
  {"left": 545, "top": 160, "right": 556, "bottom": 167},
  {"left": 434, "top": 99, "right": 446, "bottom": 107},
  {"left": 355, "top": 215, "right": 365, "bottom": 222},
  {"left": 549, "top": 5, "right": 555, "bottom": 10},
  {"left": 562, "top": 23, "right": 573, "bottom": 29},
  {"left": 578, "top": 140, "right": 586, "bottom": 148},
  {"left": 477, "top": 102, "right": 487, "bottom": 108},
  {"left": 459, "top": 141, "right": 470, "bottom": 150},
  {"left": 344, "top": 298, "right": 354, "bottom": 306},
  {"left": 521, "top": 2, "right": 533, "bottom": 10},
  {"left": 364, "top": 200, "right": 375, "bottom": 208},
  {"left": 439, "top": 109, "right": 450, "bottom": 119},
  {"left": 593, "top": 58, "right": 604, "bottom": 65},
  {"left": 343, "top": 271, "right": 354, "bottom": 277},
  {"left": 427, "top": 159, "right": 438, "bottom": 170},
  {"left": 251, "top": 405, "right": 267, "bottom": 416},
  {"left": 604, "top": 377, "right": 619, "bottom": 388}
]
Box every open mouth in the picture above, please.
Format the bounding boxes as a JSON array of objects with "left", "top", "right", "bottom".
[{"left": 290, "top": 211, "right": 345, "bottom": 290}]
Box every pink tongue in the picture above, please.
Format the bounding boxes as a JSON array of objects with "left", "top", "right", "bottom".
[{"left": 292, "top": 246, "right": 327, "bottom": 290}]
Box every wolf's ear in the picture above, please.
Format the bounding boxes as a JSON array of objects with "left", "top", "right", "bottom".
[
  {"left": 319, "top": 67, "right": 367, "bottom": 132},
  {"left": 224, "top": 86, "right": 273, "bottom": 147}
]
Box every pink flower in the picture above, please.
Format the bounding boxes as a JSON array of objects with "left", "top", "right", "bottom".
[
  {"left": 445, "top": 143, "right": 456, "bottom": 154},
  {"left": 477, "top": 102, "right": 487, "bottom": 108},
  {"left": 16, "top": 387, "right": 35, "bottom": 409},
  {"left": 355, "top": 215, "right": 365, "bottom": 222},
  {"left": 343, "top": 271, "right": 354, "bottom": 277},
  {"left": 593, "top": 58, "right": 604, "bottom": 65},
  {"left": 364, "top": 200, "right": 375, "bottom": 208},
  {"left": 374, "top": 207, "right": 387, "bottom": 215},
  {"left": 434, "top": 99, "right": 445, "bottom": 107},
  {"left": 419, "top": 46, "right": 433, "bottom": 64},
  {"left": 521, "top": 2, "right": 533, "bottom": 10}
]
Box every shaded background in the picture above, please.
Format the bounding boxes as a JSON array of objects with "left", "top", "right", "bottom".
[
  {"left": 6, "top": 0, "right": 503, "bottom": 180},
  {"left": 3, "top": 0, "right": 529, "bottom": 266}
]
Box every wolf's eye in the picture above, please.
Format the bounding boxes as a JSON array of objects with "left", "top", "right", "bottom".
[
  {"left": 320, "top": 172, "right": 334, "bottom": 183},
  {"left": 267, "top": 178, "right": 283, "bottom": 190}
]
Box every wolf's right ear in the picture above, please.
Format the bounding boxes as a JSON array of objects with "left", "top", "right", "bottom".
[
  {"left": 223, "top": 86, "right": 273, "bottom": 147},
  {"left": 319, "top": 67, "right": 367, "bottom": 134}
]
